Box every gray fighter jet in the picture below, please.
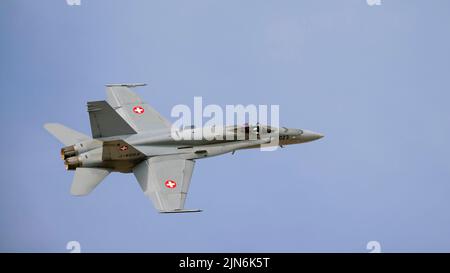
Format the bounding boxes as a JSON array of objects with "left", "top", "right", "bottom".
[{"left": 44, "top": 84, "right": 323, "bottom": 213}]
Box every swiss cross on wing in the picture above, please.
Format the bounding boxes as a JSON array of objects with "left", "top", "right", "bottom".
[
  {"left": 133, "top": 106, "right": 145, "bottom": 114},
  {"left": 164, "top": 180, "right": 177, "bottom": 189}
]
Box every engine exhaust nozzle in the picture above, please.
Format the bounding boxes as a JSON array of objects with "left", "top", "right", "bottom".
[
  {"left": 61, "top": 145, "right": 76, "bottom": 160},
  {"left": 64, "top": 156, "right": 82, "bottom": 170}
]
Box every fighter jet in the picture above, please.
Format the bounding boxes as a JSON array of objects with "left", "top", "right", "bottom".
[{"left": 44, "top": 84, "right": 323, "bottom": 213}]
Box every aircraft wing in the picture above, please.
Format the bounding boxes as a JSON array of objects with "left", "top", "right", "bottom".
[
  {"left": 105, "top": 84, "right": 171, "bottom": 133},
  {"left": 132, "top": 156, "right": 200, "bottom": 213}
]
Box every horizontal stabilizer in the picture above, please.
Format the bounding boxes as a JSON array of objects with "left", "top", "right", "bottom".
[
  {"left": 71, "top": 168, "right": 111, "bottom": 196},
  {"left": 44, "top": 123, "right": 90, "bottom": 146}
]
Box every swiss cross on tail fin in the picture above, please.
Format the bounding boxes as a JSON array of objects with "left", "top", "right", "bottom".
[{"left": 105, "top": 84, "right": 171, "bottom": 132}]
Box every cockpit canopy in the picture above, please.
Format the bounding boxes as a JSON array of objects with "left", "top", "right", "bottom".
[{"left": 231, "top": 123, "right": 274, "bottom": 135}]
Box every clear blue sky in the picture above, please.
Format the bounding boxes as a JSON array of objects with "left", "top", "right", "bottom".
[{"left": 1, "top": 0, "right": 450, "bottom": 252}]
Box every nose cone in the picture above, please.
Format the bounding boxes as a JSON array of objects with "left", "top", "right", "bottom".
[{"left": 301, "top": 130, "right": 324, "bottom": 142}]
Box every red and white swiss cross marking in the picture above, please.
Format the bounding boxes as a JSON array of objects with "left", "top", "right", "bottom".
[
  {"left": 133, "top": 106, "right": 145, "bottom": 114},
  {"left": 119, "top": 145, "right": 128, "bottom": 151},
  {"left": 164, "top": 180, "right": 177, "bottom": 189}
]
